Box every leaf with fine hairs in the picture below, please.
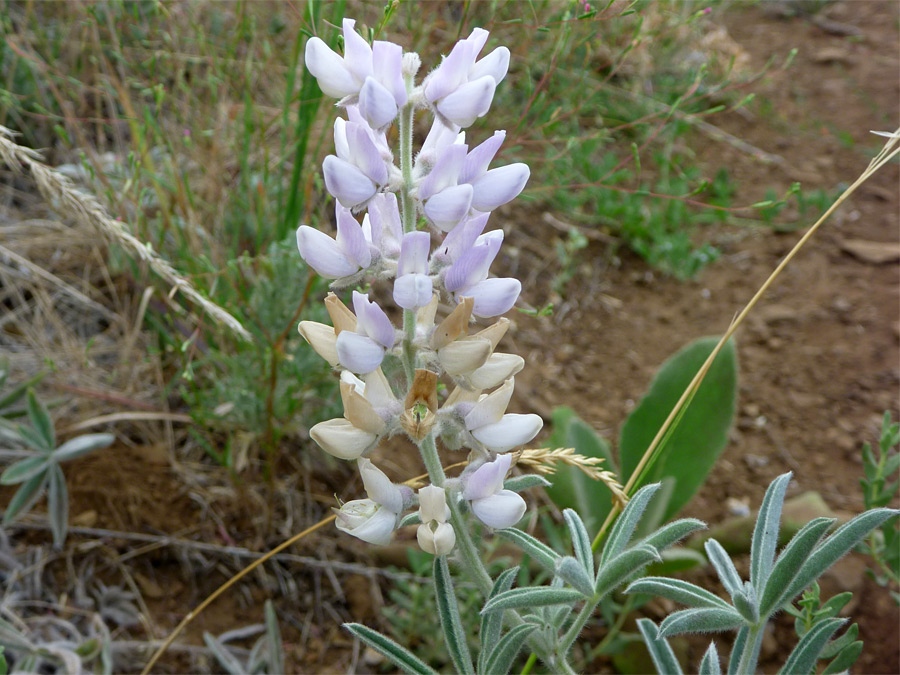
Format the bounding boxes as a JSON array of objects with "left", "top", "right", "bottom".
[
  {"left": 478, "top": 567, "right": 519, "bottom": 674},
  {"left": 564, "top": 509, "right": 594, "bottom": 578},
  {"left": 636, "top": 618, "right": 684, "bottom": 675},
  {"left": 481, "top": 587, "right": 584, "bottom": 614},
  {"left": 699, "top": 641, "right": 721, "bottom": 675},
  {"left": 25, "top": 388, "right": 54, "bottom": 450},
  {"left": 599, "top": 482, "right": 661, "bottom": 567},
  {"left": 504, "top": 474, "right": 551, "bottom": 493},
  {"left": 482, "top": 623, "right": 537, "bottom": 675},
  {"left": 626, "top": 577, "right": 733, "bottom": 611},
  {"left": 497, "top": 527, "right": 560, "bottom": 574},
  {"left": 658, "top": 607, "right": 744, "bottom": 639},
  {"left": 778, "top": 618, "right": 846, "bottom": 675},
  {"left": 48, "top": 463, "right": 68, "bottom": 547},
  {"left": 555, "top": 556, "right": 595, "bottom": 598},
  {"left": 2, "top": 469, "right": 48, "bottom": 525},
  {"left": 344, "top": 623, "right": 437, "bottom": 675},
  {"left": 595, "top": 544, "right": 661, "bottom": 599},
  {"left": 52, "top": 433, "right": 115, "bottom": 463},
  {"left": 433, "top": 556, "right": 474, "bottom": 675},
  {"left": 704, "top": 539, "right": 743, "bottom": 598},
  {"left": 750, "top": 472, "right": 792, "bottom": 592},
  {"left": 0, "top": 455, "right": 49, "bottom": 485}
]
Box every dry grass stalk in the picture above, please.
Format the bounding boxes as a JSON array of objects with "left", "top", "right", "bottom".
[
  {"left": 515, "top": 447, "right": 629, "bottom": 507},
  {"left": 0, "top": 125, "right": 251, "bottom": 342}
]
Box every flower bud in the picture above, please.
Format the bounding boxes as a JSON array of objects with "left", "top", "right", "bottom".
[
  {"left": 418, "top": 485, "right": 451, "bottom": 523},
  {"left": 417, "top": 521, "right": 456, "bottom": 555},
  {"left": 297, "top": 321, "right": 339, "bottom": 366},
  {"left": 310, "top": 418, "right": 377, "bottom": 460}
]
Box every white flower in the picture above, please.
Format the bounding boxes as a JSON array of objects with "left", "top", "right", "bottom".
[
  {"left": 462, "top": 453, "right": 525, "bottom": 529},
  {"left": 334, "top": 458, "right": 407, "bottom": 545},
  {"left": 416, "top": 485, "right": 456, "bottom": 555}
]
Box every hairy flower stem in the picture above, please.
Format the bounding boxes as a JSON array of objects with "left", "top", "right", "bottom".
[
  {"left": 736, "top": 624, "right": 764, "bottom": 674},
  {"left": 397, "top": 84, "right": 417, "bottom": 385}
]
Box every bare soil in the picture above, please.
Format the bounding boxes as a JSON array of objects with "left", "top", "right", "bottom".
[{"left": 2, "top": 2, "right": 898, "bottom": 674}]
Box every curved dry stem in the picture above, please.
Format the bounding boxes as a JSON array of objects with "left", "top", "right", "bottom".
[{"left": 591, "top": 127, "right": 900, "bottom": 551}]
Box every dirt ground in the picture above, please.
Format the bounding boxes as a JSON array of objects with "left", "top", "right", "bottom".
[{"left": 2, "top": 1, "right": 898, "bottom": 673}]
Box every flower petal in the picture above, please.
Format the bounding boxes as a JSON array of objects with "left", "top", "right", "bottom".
[
  {"left": 444, "top": 234, "right": 501, "bottom": 292},
  {"left": 336, "top": 207, "right": 372, "bottom": 268},
  {"left": 418, "top": 484, "right": 450, "bottom": 523},
  {"left": 310, "top": 418, "right": 376, "bottom": 459},
  {"left": 359, "top": 458, "right": 403, "bottom": 513},
  {"left": 336, "top": 501, "right": 397, "bottom": 545},
  {"left": 359, "top": 76, "right": 399, "bottom": 130},
  {"left": 305, "top": 37, "right": 358, "bottom": 98},
  {"left": 461, "top": 130, "right": 506, "bottom": 184},
  {"left": 418, "top": 521, "right": 456, "bottom": 555},
  {"left": 323, "top": 155, "right": 376, "bottom": 209},
  {"left": 373, "top": 41, "right": 407, "bottom": 108},
  {"left": 352, "top": 292, "right": 396, "bottom": 349},
  {"left": 341, "top": 18, "right": 373, "bottom": 84},
  {"left": 470, "top": 163, "right": 530, "bottom": 212},
  {"left": 465, "top": 277, "right": 521, "bottom": 317},
  {"left": 462, "top": 453, "right": 512, "bottom": 500},
  {"left": 472, "top": 490, "right": 526, "bottom": 529},
  {"left": 297, "top": 321, "right": 339, "bottom": 366},
  {"left": 464, "top": 378, "right": 515, "bottom": 430},
  {"left": 397, "top": 231, "right": 431, "bottom": 276},
  {"left": 393, "top": 273, "right": 433, "bottom": 310},
  {"left": 438, "top": 337, "right": 492, "bottom": 376},
  {"left": 296, "top": 225, "right": 358, "bottom": 278},
  {"left": 436, "top": 75, "right": 497, "bottom": 128},
  {"left": 470, "top": 46, "right": 510, "bottom": 85},
  {"left": 336, "top": 332, "right": 385, "bottom": 374},
  {"left": 472, "top": 413, "right": 543, "bottom": 452},
  {"left": 465, "top": 353, "right": 525, "bottom": 390},
  {"left": 424, "top": 184, "right": 474, "bottom": 232},
  {"left": 418, "top": 143, "right": 468, "bottom": 201}
]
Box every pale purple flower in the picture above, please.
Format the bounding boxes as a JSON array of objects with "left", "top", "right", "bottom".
[
  {"left": 463, "top": 378, "right": 543, "bottom": 452},
  {"left": 363, "top": 193, "right": 403, "bottom": 259},
  {"left": 442, "top": 230, "right": 521, "bottom": 316},
  {"left": 324, "top": 117, "right": 389, "bottom": 209},
  {"left": 461, "top": 131, "right": 530, "bottom": 212},
  {"left": 305, "top": 20, "right": 407, "bottom": 128},
  {"left": 296, "top": 204, "right": 372, "bottom": 278},
  {"left": 462, "top": 453, "right": 526, "bottom": 529},
  {"left": 335, "top": 458, "right": 408, "bottom": 545},
  {"left": 335, "top": 292, "right": 396, "bottom": 374},
  {"left": 424, "top": 28, "right": 509, "bottom": 128},
  {"left": 393, "top": 231, "right": 433, "bottom": 310}
]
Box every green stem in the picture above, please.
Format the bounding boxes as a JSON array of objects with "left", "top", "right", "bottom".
[
  {"left": 735, "top": 623, "right": 764, "bottom": 674},
  {"left": 398, "top": 82, "right": 416, "bottom": 235},
  {"left": 558, "top": 595, "right": 600, "bottom": 663},
  {"left": 419, "top": 433, "right": 447, "bottom": 487}
]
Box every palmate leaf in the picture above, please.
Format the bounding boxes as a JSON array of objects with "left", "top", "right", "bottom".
[
  {"left": 658, "top": 607, "right": 744, "bottom": 639},
  {"left": 595, "top": 544, "right": 661, "bottom": 599},
  {"left": 497, "top": 527, "right": 560, "bottom": 574},
  {"left": 344, "top": 623, "right": 437, "bottom": 675},
  {"left": 563, "top": 509, "right": 594, "bottom": 578},
  {"left": 433, "top": 556, "right": 474, "bottom": 675},
  {"left": 0, "top": 455, "right": 49, "bottom": 485},
  {"left": 619, "top": 337, "right": 737, "bottom": 522},
  {"left": 704, "top": 539, "right": 743, "bottom": 598},
  {"left": 555, "top": 556, "right": 594, "bottom": 597}
]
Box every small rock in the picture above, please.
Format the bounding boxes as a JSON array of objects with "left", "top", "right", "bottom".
[
  {"left": 744, "top": 403, "right": 761, "bottom": 417},
  {"left": 744, "top": 453, "right": 769, "bottom": 468},
  {"left": 814, "top": 47, "right": 855, "bottom": 65},
  {"left": 840, "top": 239, "right": 900, "bottom": 264}
]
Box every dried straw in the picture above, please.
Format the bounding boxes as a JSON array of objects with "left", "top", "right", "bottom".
[{"left": 0, "top": 125, "right": 251, "bottom": 341}]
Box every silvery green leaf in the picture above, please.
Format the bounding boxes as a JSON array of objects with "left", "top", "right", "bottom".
[
  {"left": 399, "top": 512, "right": 421, "bottom": 527},
  {"left": 25, "top": 389, "right": 54, "bottom": 450},
  {"left": 433, "top": 556, "right": 474, "bottom": 675},
  {"left": 750, "top": 472, "right": 792, "bottom": 592},
  {"left": 481, "top": 587, "right": 584, "bottom": 614},
  {"left": 504, "top": 474, "right": 551, "bottom": 492},
  {"left": 478, "top": 567, "right": 519, "bottom": 674},
  {"left": 599, "top": 482, "right": 661, "bottom": 567},
  {"left": 728, "top": 626, "right": 749, "bottom": 675},
  {"left": 595, "top": 543, "right": 661, "bottom": 599},
  {"left": 822, "top": 640, "right": 863, "bottom": 675},
  {"left": 0, "top": 615, "right": 36, "bottom": 651},
  {"left": 699, "top": 641, "right": 721, "bottom": 675},
  {"left": 784, "top": 508, "right": 899, "bottom": 602},
  {"left": 203, "top": 632, "right": 245, "bottom": 675},
  {"left": 705, "top": 539, "right": 743, "bottom": 598},
  {"left": 482, "top": 623, "right": 537, "bottom": 675},
  {"left": 625, "top": 577, "right": 733, "bottom": 610},
  {"left": 48, "top": 463, "right": 68, "bottom": 547},
  {"left": 563, "top": 509, "right": 594, "bottom": 578},
  {"left": 2, "top": 469, "right": 48, "bottom": 524},
  {"left": 758, "top": 517, "right": 834, "bottom": 616},
  {"left": 658, "top": 607, "right": 744, "bottom": 638},
  {"left": 264, "top": 600, "right": 284, "bottom": 675},
  {"left": 344, "top": 623, "right": 437, "bottom": 675},
  {"left": 0, "top": 369, "right": 45, "bottom": 411},
  {"left": 0, "top": 646, "right": 6, "bottom": 675},
  {"left": 53, "top": 433, "right": 115, "bottom": 463},
  {"left": 555, "top": 556, "right": 594, "bottom": 598},
  {"left": 732, "top": 582, "right": 758, "bottom": 624},
  {"left": 497, "top": 527, "right": 560, "bottom": 573},
  {"left": 0, "top": 455, "right": 49, "bottom": 485},
  {"left": 16, "top": 424, "right": 53, "bottom": 453},
  {"left": 636, "top": 618, "right": 683, "bottom": 675},
  {"left": 820, "top": 622, "right": 857, "bottom": 660},
  {"left": 778, "top": 618, "right": 845, "bottom": 675},
  {"left": 639, "top": 517, "right": 707, "bottom": 552},
  {"left": 96, "top": 616, "right": 113, "bottom": 675},
  {"left": 0, "top": 357, "right": 7, "bottom": 387}
]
